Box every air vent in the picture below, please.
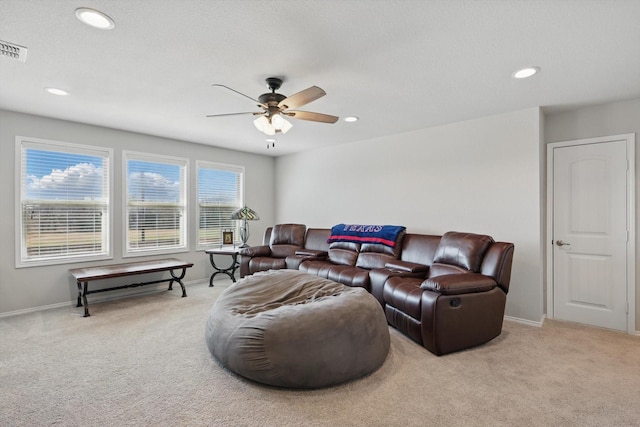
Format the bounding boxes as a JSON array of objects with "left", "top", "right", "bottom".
[{"left": 0, "top": 40, "right": 27, "bottom": 62}]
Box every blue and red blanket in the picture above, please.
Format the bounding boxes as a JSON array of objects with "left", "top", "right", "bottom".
[{"left": 327, "top": 224, "right": 406, "bottom": 248}]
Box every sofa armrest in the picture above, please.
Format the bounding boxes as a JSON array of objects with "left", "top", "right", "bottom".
[
  {"left": 420, "top": 273, "right": 497, "bottom": 295},
  {"left": 384, "top": 260, "right": 429, "bottom": 274},
  {"left": 295, "top": 249, "right": 328, "bottom": 259},
  {"left": 369, "top": 265, "right": 429, "bottom": 307},
  {"left": 239, "top": 245, "right": 271, "bottom": 257}
]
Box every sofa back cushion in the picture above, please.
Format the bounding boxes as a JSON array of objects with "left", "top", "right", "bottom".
[
  {"left": 480, "top": 241, "right": 515, "bottom": 293},
  {"left": 269, "top": 224, "right": 306, "bottom": 258},
  {"left": 263, "top": 227, "right": 273, "bottom": 245},
  {"left": 304, "top": 228, "right": 331, "bottom": 252},
  {"left": 355, "top": 230, "right": 405, "bottom": 269},
  {"left": 400, "top": 234, "right": 441, "bottom": 265},
  {"left": 432, "top": 231, "right": 494, "bottom": 272},
  {"left": 328, "top": 241, "right": 360, "bottom": 266}
]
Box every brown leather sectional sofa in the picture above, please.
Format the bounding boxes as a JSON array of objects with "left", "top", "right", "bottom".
[{"left": 238, "top": 223, "right": 514, "bottom": 355}]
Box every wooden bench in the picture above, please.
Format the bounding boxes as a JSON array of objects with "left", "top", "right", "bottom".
[{"left": 69, "top": 258, "right": 193, "bottom": 317}]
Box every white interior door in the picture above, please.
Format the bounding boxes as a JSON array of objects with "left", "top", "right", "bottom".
[{"left": 550, "top": 135, "right": 633, "bottom": 331}]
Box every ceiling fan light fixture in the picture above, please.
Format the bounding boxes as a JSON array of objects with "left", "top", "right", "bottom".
[
  {"left": 254, "top": 114, "right": 288, "bottom": 135},
  {"left": 271, "top": 113, "right": 285, "bottom": 129},
  {"left": 270, "top": 113, "right": 293, "bottom": 134},
  {"left": 279, "top": 117, "right": 293, "bottom": 134},
  {"left": 253, "top": 115, "right": 269, "bottom": 132}
]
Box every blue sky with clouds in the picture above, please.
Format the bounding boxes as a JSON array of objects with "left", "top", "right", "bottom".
[
  {"left": 127, "top": 160, "right": 181, "bottom": 202},
  {"left": 25, "top": 149, "right": 237, "bottom": 204},
  {"left": 25, "top": 149, "right": 105, "bottom": 200}
]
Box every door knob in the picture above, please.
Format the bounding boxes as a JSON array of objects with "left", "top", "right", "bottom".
[{"left": 555, "top": 240, "right": 570, "bottom": 246}]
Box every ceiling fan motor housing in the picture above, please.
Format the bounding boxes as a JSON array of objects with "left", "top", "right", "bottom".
[
  {"left": 258, "top": 79, "right": 287, "bottom": 117},
  {"left": 258, "top": 92, "right": 286, "bottom": 106},
  {"left": 259, "top": 77, "right": 287, "bottom": 113}
]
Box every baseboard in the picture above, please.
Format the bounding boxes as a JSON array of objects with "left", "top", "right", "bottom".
[
  {"left": 504, "top": 314, "right": 545, "bottom": 327},
  {"left": 0, "top": 301, "right": 73, "bottom": 318},
  {"left": 0, "top": 278, "right": 207, "bottom": 319}
]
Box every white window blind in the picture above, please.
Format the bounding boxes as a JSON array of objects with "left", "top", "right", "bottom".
[
  {"left": 17, "top": 138, "right": 111, "bottom": 266},
  {"left": 125, "top": 152, "right": 187, "bottom": 254},
  {"left": 197, "top": 161, "right": 244, "bottom": 248}
]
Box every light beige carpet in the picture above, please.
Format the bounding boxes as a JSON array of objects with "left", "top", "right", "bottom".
[{"left": 1, "top": 280, "right": 639, "bottom": 427}]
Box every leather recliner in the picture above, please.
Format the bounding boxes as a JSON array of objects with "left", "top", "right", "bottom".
[
  {"left": 238, "top": 224, "right": 306, "bottom": 277},
  {"left": 383, "top": 232, "right": 514, "bottom": 355}
]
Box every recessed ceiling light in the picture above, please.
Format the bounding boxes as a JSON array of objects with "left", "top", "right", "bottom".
[
  {"left": 75, "top": 8, "right": 115, "bottom": 30},
  {"left": 512, "top": 67, "right": 540, "bottom": 79},
  {"left": 344, "top": 116, "right": 359, "bottom": 122},
  {"left": 45, "top": 87, "right": 70, "bottom": 96}
]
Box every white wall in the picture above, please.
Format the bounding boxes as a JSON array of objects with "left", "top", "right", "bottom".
[
  {"left": 4, "top": 100, "right": 634, "bottom": 326},
  {"left": 545, "top": 97, "right": 640, "bottom": 330},
  {"left": 276, "top": 108, "right": 544, "bottom": 323},
  {"left": 0, "top": 110, "right": 275, "bottom": 315}
]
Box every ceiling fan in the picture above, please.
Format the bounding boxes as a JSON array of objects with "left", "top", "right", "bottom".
[{"left": 207, "top": 77, "right": 339, "bottom": 136}]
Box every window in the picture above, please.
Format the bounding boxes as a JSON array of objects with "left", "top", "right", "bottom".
[
  {"left": 196, "top": 161, "right": 244, "bottom": 248},
  {"left": 16, "top": 137, "right": 112, "bottom": 267},
  {"left": 124, "top": 152, "right": 187, "bottom": 255}
]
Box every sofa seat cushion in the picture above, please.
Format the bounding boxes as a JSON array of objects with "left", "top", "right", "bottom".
[
  {"left": 298, "top": 259, "right": 333, "bottom": 278},
  {"left": 383, "top": 277, "right": 424, "bottom": 320},
  {"left": 326, "top": 265, "right": 371, "bottom": 289},
  {"left": 249, "top": 257, "right": 286, "bottom": 273}
]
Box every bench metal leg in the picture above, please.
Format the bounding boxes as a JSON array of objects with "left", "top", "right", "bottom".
[
  {"left": 76, "top": 281, "right": 90, "bottom": 317},
  {"left": 169, "top": 268, "right": 188, "bottom": 297},
  {"left": 76, "top": 281, "right": 83, "bottom": 308}
]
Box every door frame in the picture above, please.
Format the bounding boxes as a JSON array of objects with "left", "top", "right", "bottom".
[{"left": 546, "top": 133, "right": 636, "bottom": 334}]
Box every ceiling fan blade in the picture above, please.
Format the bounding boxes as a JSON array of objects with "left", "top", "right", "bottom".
[
  {"left": 212, "top": 84, "right": 267, "bottom": 108},
  {"left": 287, "top": 110, "right": 339, "bottom": 123},
  {"left": 278, "top": 86, "right": 326, "bottom": 110},
  {"left": 206, "top": 111, "right": 263, "bottom": 118}
]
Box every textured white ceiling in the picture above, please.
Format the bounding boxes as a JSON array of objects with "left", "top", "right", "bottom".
[{"left": 1, "top": 0, "right": 639, "bottom": 156}]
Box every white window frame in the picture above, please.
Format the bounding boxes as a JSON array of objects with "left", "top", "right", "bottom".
[
  {"left": 123, "top": 151, "right": 188, "bottom": 257},
  {"left": 196, "top": 160, "right": 244, "bottom": 250},
  {"left": 15, "top": 136, "right": 113, "bottom": 268}
]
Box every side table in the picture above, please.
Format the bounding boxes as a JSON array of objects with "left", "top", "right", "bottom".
[{"left": 205, "top": 247, "right": 241, "bottom": 286}]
